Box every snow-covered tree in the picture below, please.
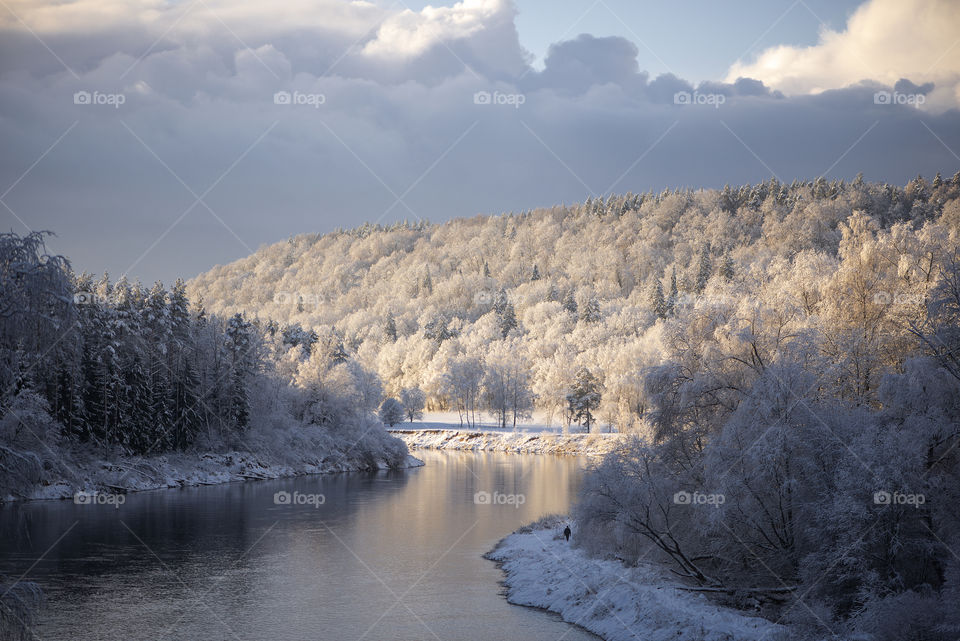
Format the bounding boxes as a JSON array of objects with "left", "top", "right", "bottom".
[
  {"left": 399, "top": 387, "right": 426, "bottom": 422},
  {"left": 566, "top": 367, "right": 602, "bottom": 432},
  {"left": 378, "top": 397, "right": 404, "bottom": 426}
]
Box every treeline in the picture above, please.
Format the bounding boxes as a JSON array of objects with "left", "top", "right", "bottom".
[
  {"left": 190, "top": 172, "right": 960, "bottom": 431},
  {"left": 1, "top": 234, "right": 260, "bottom": 455},
  {"left": 0, "top": 232, "right": 408, "bottom": 498}
]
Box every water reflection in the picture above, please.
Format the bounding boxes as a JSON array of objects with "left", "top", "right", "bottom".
[{"left": 0, "top": 451, "right": 596, "bottom": 641}]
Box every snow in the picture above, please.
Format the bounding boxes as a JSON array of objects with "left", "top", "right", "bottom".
[
  {"left": 392, "top": 428, "right": 622, "bottom": 457},
  {"left": 8, "top": 451, "right": 423, "bottom": 503},
  {"left": 401, "top": 410, "right": 619, "bottom": 434},
  {"left": 486, "top": 519, "right": 789, "bottom": 641}
]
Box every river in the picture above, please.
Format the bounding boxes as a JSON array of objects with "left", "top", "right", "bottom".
[{"left": 0, "top": 450, "right": 598, "bottom": 640}]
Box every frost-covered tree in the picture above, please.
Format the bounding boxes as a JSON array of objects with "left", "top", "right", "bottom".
[
  {"left": 399, "top": 387, "right": 425, "bottom": 422},
  {"left": 378, "top": 397, "right": 404, "bottom": 426},
  {"left": 566, "top": 367, "right": 602, "bottom": 432},
  {"left": 650, "top": 280, "right": 667, "bottom": 319}
]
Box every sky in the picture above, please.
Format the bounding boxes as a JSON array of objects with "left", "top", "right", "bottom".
[{"left": 1, "top": 0, "right": 959, "bottom": 285}]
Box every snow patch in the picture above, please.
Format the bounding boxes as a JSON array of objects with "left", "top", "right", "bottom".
[
  {"left": 486, "top": 520, "right": 788, "bottom": 641},
  {"left": 393, "top": 429, "right": 622, "bottom": 457}
]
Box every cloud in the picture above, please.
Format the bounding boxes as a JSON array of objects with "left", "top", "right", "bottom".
[
  {"left": 726, "top": 0, "right": 960, "bottom": 110},
  {"left": 0, "top": 0, "right": 957, "bottom": 285}
]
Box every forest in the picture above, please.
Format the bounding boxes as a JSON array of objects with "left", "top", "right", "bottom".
[
  {"left": 0, "top": 231, "right": 409, "bottom": 500},
  {"left": 189, "top": 172, "right": 960, "bottom": 638}
]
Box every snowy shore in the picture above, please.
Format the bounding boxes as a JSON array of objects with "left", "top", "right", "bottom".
[
  {"left": 486, "top": 520, "right": 787, "bottom": 641},
  {"left": 8, "top": 449, "right": 422, "bottom": 503},
  {"left": 392, "top": 428, "right": 622, "bottom": 457}
]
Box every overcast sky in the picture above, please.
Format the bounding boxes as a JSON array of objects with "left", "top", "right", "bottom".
[{"left": 1, "top": 0, "right": 959, "bottom": 285}]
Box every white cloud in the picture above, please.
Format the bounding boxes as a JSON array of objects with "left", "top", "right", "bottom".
[
  {"left": 362, "top": 0, "right": 509, "bottom": 59},
  {"left": 726, "top": 0, "right": 960, "bottom": 110}
]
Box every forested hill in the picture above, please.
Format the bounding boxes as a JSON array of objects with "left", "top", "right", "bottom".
[{"left": 189, "top": 173, "right": 960, "bottom": 430}]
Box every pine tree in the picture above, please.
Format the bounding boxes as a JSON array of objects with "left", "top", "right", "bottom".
[
  {"left": 695, "top": 248, "right": 712, "bottom": 293},
  {"left": 562, "top": 291, "right": 578, "bottom": 315},
  {"left": 499, "top": 303, "right": 518, "bottom": 338},
  {"left": 719, "top": 253, "right": 734, "bottom": 281},
  {"left": 650, "top": 281, "right": 667, "bottom": 319},
  {"left": 531, "top": 264, "right": 541, "bottom": 281},
  {"left": 422, "top": 269, "right": 433, "bottom": 295},
  {"left": 580, "top": 297, "right": 601, "bottom": 323},
  {"left": 493, "top": 288, "right": 508, "bottom": 316},
  {"left": 667, "top": 270, "right": 679, "bottom": 316},
  {"left": 384, "top": 313, "right": 398, "bottom": 342}
]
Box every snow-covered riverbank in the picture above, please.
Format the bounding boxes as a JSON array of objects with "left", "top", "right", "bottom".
[
  {"left": 16, "top": 451, "right": 424, "bottom": 502},
  {"left": 392, "top": 429, "right": 622, "bottom": 456},
  {"left": 486, "top": 520, "right": 787, "bottom": 641}
]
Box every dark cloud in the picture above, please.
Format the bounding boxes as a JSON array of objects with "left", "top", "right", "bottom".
[{"left": 0, "top": 0, "right": 957, "bottom": 284}]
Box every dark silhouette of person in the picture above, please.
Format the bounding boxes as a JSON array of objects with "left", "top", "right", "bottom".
[{"left": 563, "top": 525, "right": 571, "bottom": 541}]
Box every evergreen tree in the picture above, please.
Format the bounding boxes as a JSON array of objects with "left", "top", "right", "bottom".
[
  {"left": 580, "top": 297, "right": 602, "bottom": 323},
  {"left": 493, "top": 288, "right": 508, "bottom": 316},
  {"left": 562, "top": 291, "right": 578, "bottom": 315},
  {"left": 499, "top": 303, "right": 518, "bottom": 338},
  {"left": 531, "top": 264, "right": 541, "bottom": 281},
  {"left": 422, "top": 269, "right": 433, "bottom": 295},
  {"left": 667, "top": 269, "right": 679, "bottom": 316},
  {"left": 695, "top": 248, "right": 712, "bottom": 294},
  {"left": 650, "top": 280, "right": 667, "bottom": 319},
  {"left": 719, "top": 253, "right": 734, "bottom": 281},
  {"left": 384, "top": 313, "right": 398, "bottom": 342}
]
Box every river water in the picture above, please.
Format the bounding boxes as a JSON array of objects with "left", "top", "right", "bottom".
[{"left": 0, "top": 450, "right": 598, "bottom": 640}]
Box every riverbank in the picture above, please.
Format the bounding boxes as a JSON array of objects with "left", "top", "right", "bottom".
[
  {"left": 392, "top": 429, "right": 622, "bottom": 456},
  {"left": 2, "top": 426, "right": 421, "bottom": 503},
  {"left": 486, "top": 518, "right": 787, "bottom": 641}
]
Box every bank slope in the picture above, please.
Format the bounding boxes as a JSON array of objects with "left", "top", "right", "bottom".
[{"left": 486, "top": 522, "right": 787, "bottom": 641}]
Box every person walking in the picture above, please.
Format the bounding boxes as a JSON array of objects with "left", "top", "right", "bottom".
[{"left": 563, "top": 525, "right": 571, "bottom": 541}]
